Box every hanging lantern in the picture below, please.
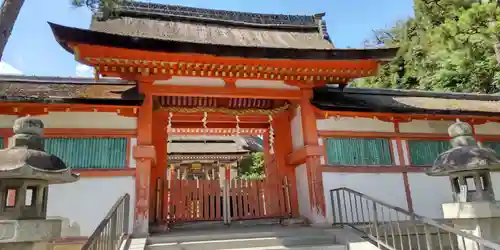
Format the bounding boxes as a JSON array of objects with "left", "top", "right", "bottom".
[{"left": 268, "top": 114, "right": 274, "bottom": 155}]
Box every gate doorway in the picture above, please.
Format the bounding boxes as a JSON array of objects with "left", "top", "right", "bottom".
[
  {"left": 150, "top": 95, "right": 296, "bottom": 228},
  {"left": 158, "top": 133, "right": 292, "bottom": 226},
  {"left": 164, "top": 178, "right": 291, "bottom": 224}
]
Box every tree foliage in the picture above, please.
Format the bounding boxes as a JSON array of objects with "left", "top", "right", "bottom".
[
  {"left": 354, "top": 0, "right": 500, "bottom": 94},
  {"left": 71, "top": 0, "right": 128, "bottom": 12},
  {"left": 238, "top": 152, "right": 265, "bottom": 180}
]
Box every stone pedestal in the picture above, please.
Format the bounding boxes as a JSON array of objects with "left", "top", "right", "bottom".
[
  {"left": 0, "top": 219, "right": 62, "bottom": 250},
  {"left": 442, "top": 201, "right": 500, "bottom": 250}
]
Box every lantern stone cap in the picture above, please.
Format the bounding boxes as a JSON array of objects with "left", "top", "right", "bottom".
[
  {"left": 427, "top": 119, "right": 500, "bottom": 176},
  {"left": 0, "top": 116, "right": 78, "bottom": 183}
]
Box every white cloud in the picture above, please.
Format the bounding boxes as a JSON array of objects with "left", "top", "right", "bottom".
[
  {"left": 0, "top": 61, "right": 22, "bottom": 75},
  {"left": 75, "top": 63, "right": 94, "bottom": 77}
]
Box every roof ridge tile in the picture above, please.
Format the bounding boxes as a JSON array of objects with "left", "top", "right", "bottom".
[{"left": 108, "top": 1, "right": 320, "bottom": 28}]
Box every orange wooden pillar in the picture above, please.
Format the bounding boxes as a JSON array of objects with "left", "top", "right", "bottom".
[
  {"left": 152, "top": 114, "right": 168, "bottom": 222},
  {"left": 299, "top": 89, "right": 326, "bottom": 220},
  {"left": 133, "top": 89, "right": 156, "bottom": 236},
  {"left": 273, "top": 111, "right": 299, "bottom": 217}
]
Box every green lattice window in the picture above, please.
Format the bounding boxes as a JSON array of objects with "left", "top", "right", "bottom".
[
  {"left": 0, "top": 137, "right": 3, "bottom": 149},
  {"left": 44, "top": 138, "right": 127, "bottom": 169},
  {"left": 325, "top": 138, "right": 393, "bottom": 165},
  {"left": 408, "top": 140, "right": 450, "bottom": 166},
  {"left": 482, "top": 141, "right": 500, "bottom": 156}
]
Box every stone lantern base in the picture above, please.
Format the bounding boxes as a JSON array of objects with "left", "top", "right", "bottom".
[
  {"left": 0, "top": 218, "right": 62, "bottom": 250},
  {"left": 442, "top": 201, "right": 500, "bottom": 250}
]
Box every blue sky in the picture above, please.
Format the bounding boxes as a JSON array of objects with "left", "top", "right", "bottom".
[{"left": 2, "top": 0, "right": 414, "bottom": 77}]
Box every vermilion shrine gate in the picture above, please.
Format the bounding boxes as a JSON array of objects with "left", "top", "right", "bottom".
[{"left": 48, "top": 2, "right": 396, "bottom": 234}]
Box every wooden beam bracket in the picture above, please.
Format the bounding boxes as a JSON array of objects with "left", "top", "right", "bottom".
[
  {"left": 287, "top": 145, "right": 323, "bottom": 166},
  {"left": 133, "top": 145, "right": 156, "bottom": 163}
]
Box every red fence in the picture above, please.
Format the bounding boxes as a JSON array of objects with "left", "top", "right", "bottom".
[{"left": 162, "top": 178, "right": 290, "bottom": 224}]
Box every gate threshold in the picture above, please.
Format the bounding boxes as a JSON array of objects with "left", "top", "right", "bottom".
[{"left": 168, "top": 218, "right": 282, "bottom": 231}]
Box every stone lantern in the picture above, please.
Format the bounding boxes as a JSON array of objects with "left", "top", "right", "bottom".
[
  {"left": 427, "top": 119, "right": 500, "bottom": 249},
  {"left": 0, "top": 116, "right": 79, "bottom": 250}
]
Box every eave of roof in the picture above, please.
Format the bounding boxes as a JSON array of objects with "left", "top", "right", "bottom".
[
  {"left": 313, "top": 87, "right": 500, "bottom": 116},
  {"left": 49, "top": 22, "right": 398, "bottom": 61},
  {"left": 0, "top": 75, "right": 142, "bottom": 105},
  {"left": 0, "top": 74, "right": 131, "bottom": 85}
]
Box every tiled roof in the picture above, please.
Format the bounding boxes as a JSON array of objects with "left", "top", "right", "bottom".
[
  {"left": 91, "top": 17, "right": 333, "bottom": 49},
  {"left": 0, "top": 75, "right": 139, "bottom": 103},
  {"left": 312, "top": 87, "right": 500, "bottom": 116},
  {"left": 90, "top": 1, "right": 333, "bottom": 49},
  {"left": 102, "top": 1, "right": 320, "bottom": 28}
]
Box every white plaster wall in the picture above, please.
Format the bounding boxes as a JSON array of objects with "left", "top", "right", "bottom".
[
  {"left": 0, "top": 115, "right": 17, "bottom": 128},
  {"left": 399, "top": 120, "right": 453, "bottom": 134},
  {"left": 316, "top": 117, "right": 394, "bottom": 132},
  {"left": 322, "top": 172, "right": 407, "bottom": 224},
  {"left": 129, "top": 138, "right": 137, "bottom": 168},
  {"left": 291, "top": 106, "right": 304, "bottom": 150},
  {"left": 475, "top": 122, "right": 500, "bottom": 135},
  {"left": 153, "top": 77, "right": 299, "bottom": 89},
  {"left": 0, "top": 112, "right": 137, "bottom": 129},
  {"left": 154, "top": 76, "right": 225, "bottom": 87},
  {"left": 391, "top": 139, "right": 400, "bottom": 165},
  {"left": 35, "top": 112, "right": 137, "bottom": 129},
  {"left": 235, "top": 80, "right": 299, "bottom": 89},
  {"left": 401, "top": 140, "right": 410, "bottom": 165},
  {"left": 47, "top": 176, "right": 135, "bottom": 237},
  {"left": 491, "top": 172, "right": 500, "bottom": 200},
  {"left": 318, "top": 137, "right": 325, "bottom": 164},
  {"left": 403, "top": 173, "right": 500, "bottom": 219},
  {"left": 295, "top": 164, "right": 310, "bottom": 219},
  {"left": 407, "top": 173, "right": 452, "bottom": 219}
]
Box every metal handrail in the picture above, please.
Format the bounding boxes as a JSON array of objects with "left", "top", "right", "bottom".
[
  {"left": 82, "top": 193, "right": 131, "bottom": 250},
  {"left": 330, "top": 187, "right": 500, "bottom": 250}
]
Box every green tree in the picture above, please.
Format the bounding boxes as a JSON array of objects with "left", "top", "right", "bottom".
[
  {"left": 238, "top": 152, "right": 265, "bottom": 180},
  {"left": 355, "top": 0, "right": 500, "bottom": 93},
  {"left": 0, "top": 0, "right": 126, "bottom": 63},
  {"left": 71, "top": 0, "right": 125, "bottom": 12}
]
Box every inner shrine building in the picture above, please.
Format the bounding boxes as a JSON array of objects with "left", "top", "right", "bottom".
[{"left": 10, "top": 1, "right": 500, "bottom": 238}]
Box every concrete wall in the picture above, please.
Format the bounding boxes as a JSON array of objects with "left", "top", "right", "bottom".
[
  {"left": 318, "top": 116, "right": 500, "bottom": 223},
  {"left": 47, "top": 176, "right": 135, "bottom": 237}
]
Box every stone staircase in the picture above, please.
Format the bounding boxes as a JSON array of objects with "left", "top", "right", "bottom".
[{"left": 143, "top": 225, "right": 346, "bottom": 250}]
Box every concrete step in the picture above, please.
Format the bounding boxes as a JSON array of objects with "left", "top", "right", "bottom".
[
  {"left": 147, "top": 225, "right": 344, "bottom": 250},
  {"left": 147, "top": 236, "right": 344, "bottom": 250}
]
